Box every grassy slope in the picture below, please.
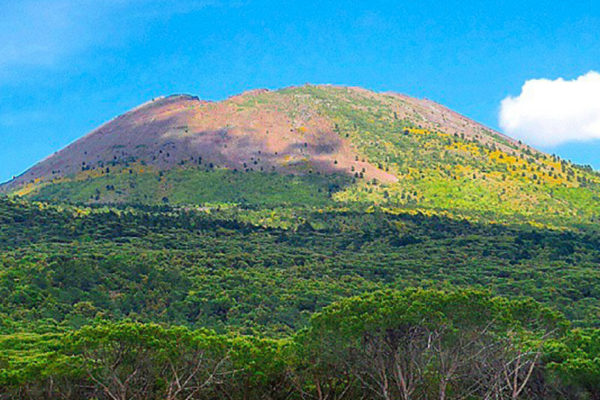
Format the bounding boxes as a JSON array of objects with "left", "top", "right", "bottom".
[
  {"left": 27, "top": 168, "right": 351, "bottom": 207},
  {"left": 278, "top": 86, "right": 600, "bottom": 224}
]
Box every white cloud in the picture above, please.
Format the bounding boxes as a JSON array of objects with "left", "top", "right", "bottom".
[{"left": 499, "top": 71, "right": 600, "bottom": 147}]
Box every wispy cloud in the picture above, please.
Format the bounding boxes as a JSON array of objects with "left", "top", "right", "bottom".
[
  {"left": 0, "top": 0, "right": 222, "bottom": 79},
  {"left": 0, "top": 1, "right": 81, "bottom": 69},
  {"left": 499, "top": 71, "right": 600, "bottom": 147}
]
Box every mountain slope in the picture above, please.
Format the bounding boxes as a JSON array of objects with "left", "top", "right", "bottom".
[
  {"left": 5, "top": 88, "right": 397, "bottom": 188},
  {"left": 2, "top": 87, "right": 600, "bottom": 399},
  {"left": 3, "top": 85, "right": 599, "bottom": 223}
]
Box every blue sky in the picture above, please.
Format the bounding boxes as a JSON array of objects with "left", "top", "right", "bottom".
[{"left": 1, "top": 0, "right": 600, "bottom": 183}]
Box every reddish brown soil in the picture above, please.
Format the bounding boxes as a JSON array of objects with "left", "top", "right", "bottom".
[{"left": 6, "top": 90, "right": 399, "bottom": 189}]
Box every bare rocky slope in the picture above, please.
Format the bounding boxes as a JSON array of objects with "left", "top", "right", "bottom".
[{"left": 3, "top": 85, "right": 519, "bottom": 189}]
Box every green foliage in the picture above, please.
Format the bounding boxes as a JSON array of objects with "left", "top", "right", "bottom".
[
  {"left": 310, "top": 288, "right": 566, "bottom": 339},
  {"left": 544, "top": 329, "right": 600, "bottom": 399},
  {"left": 0, "top": 291, "right": 595, "bottom": 399},
  {"left": 303, "top": 289, "right": 566, "bottom": 399},
  {"left": 26, "top": 168, "right": 350, "bottom": 207},
  {"left": 1, "top": 196, "right": 600, "bottom": 336}
]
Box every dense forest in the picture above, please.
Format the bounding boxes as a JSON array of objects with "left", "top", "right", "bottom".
[{"left": 1, "top": 196, "right": 599, "bottom": 399}]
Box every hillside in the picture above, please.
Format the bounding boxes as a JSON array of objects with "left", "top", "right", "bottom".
[
  {"left": 2, "top": 86, "right": 600, "bottom": 398},
  {"left": 1, "top": 195, "right": 599, "bottom": 398},
  {"left": 4, "top": 85, "right": 600, "bottom": 224}
]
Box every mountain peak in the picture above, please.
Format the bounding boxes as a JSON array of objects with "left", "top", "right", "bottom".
[{"left": 4, "top": 85, "right": 598, "bottom": 223}]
